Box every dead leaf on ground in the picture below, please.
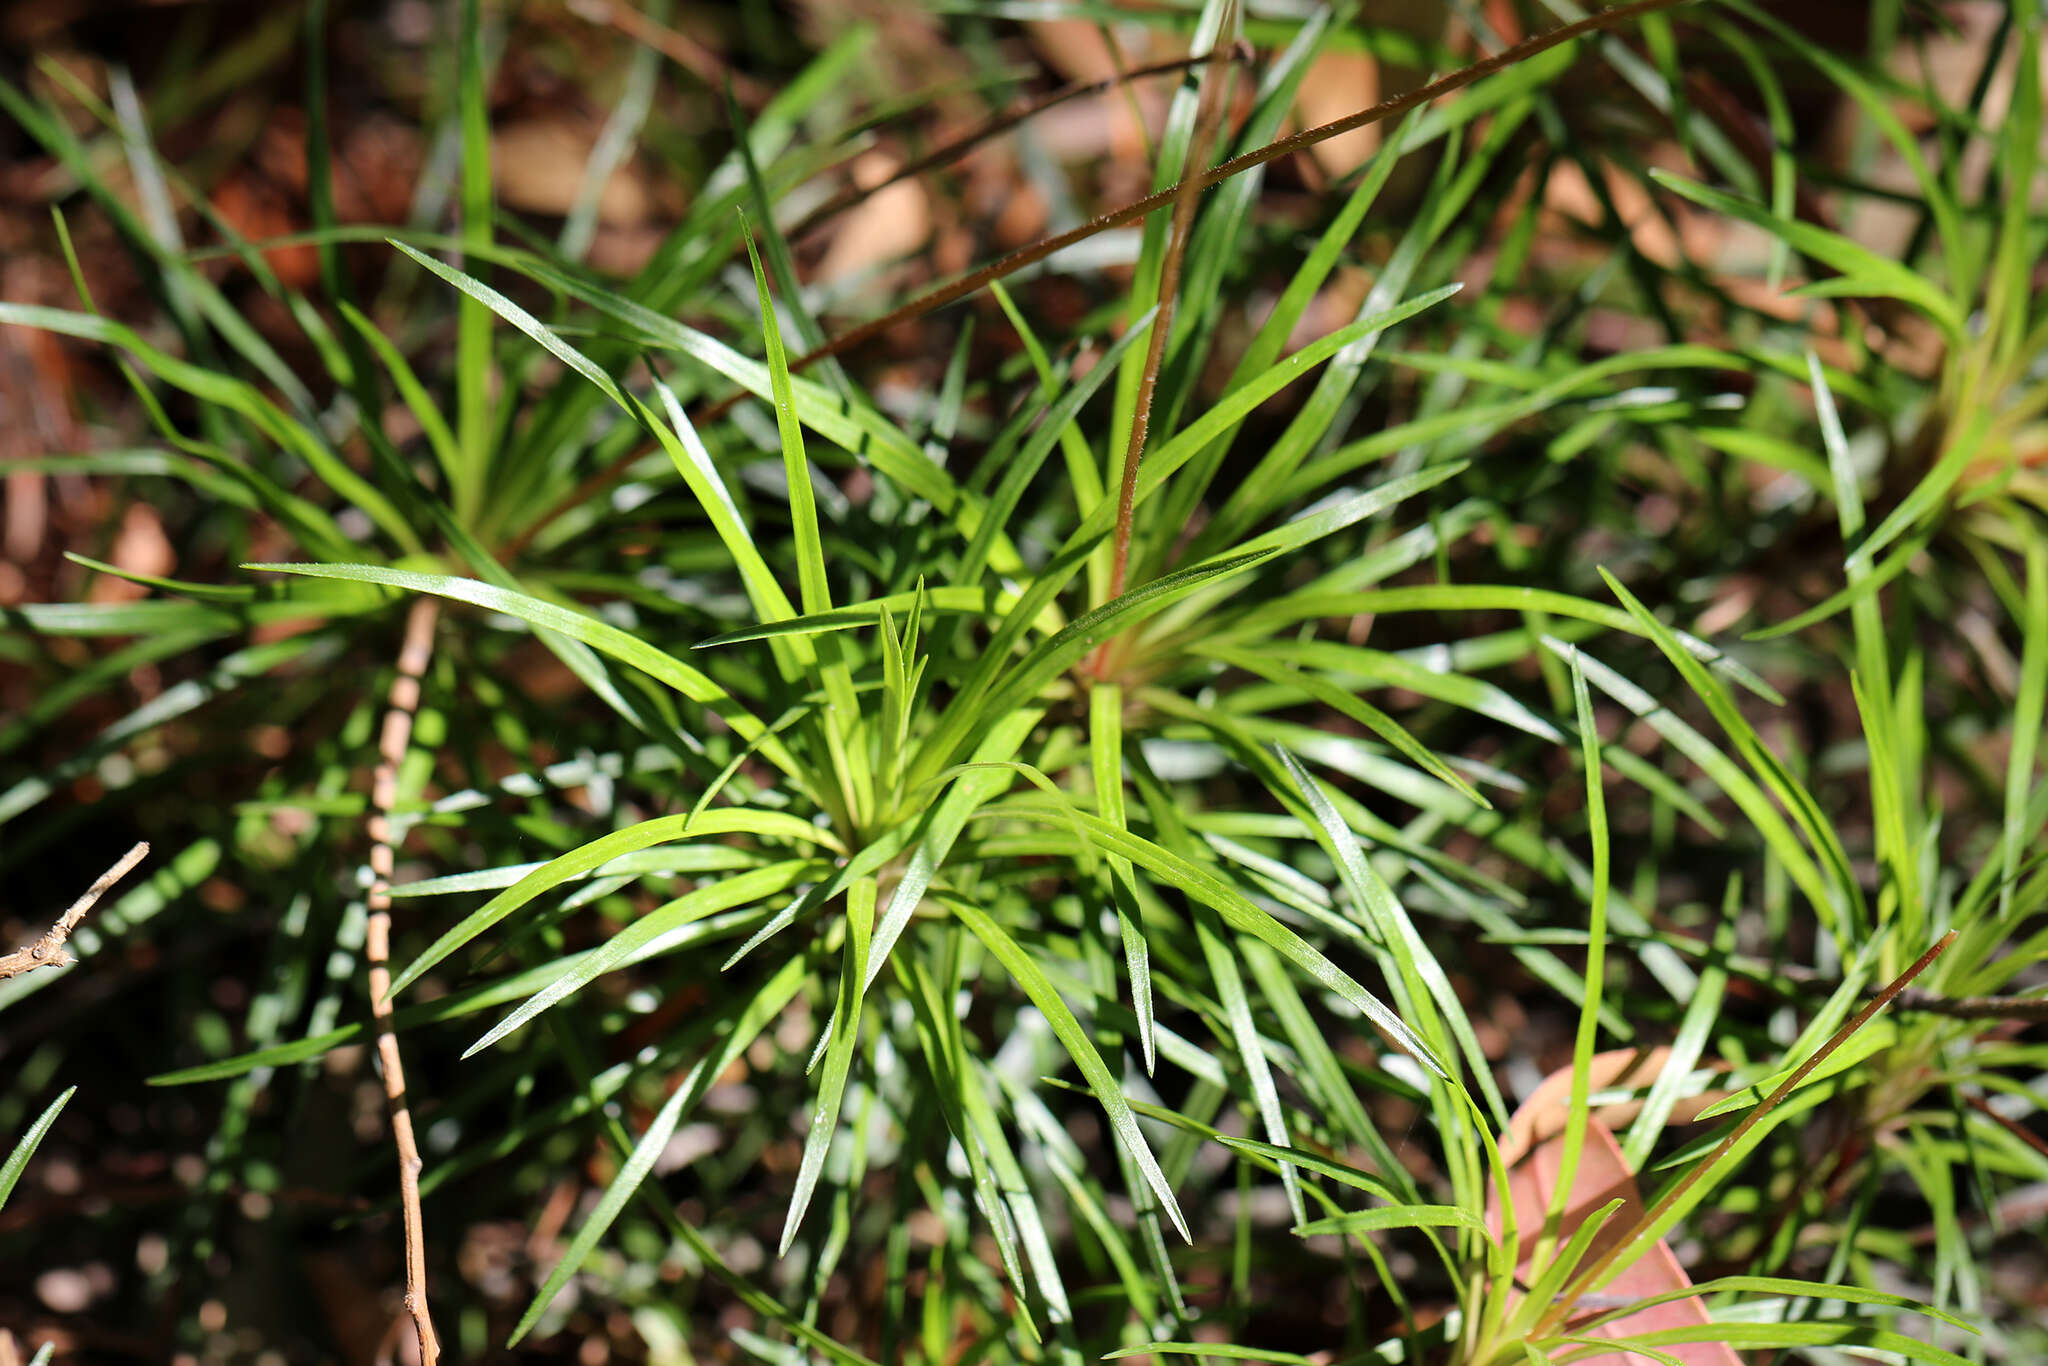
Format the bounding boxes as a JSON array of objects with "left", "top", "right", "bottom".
[
  {"left": 492, "top": 118, "right": 653, "bottom": 224},
  {"left": 1296, "top": 49, "right": 1380, "bottom": 176},
  {"left": 815, "top": 152, "right": 932, "bottom": 286},
  {"left": 1491, "top": 1050, "right": 1741, "bottom": 1365},
  {"left": 84, "top": 503, "right": 173, "bottom": 604},
  {"left": 1500, "top": 1045, "right": 1735, "bottom": 1167},
  {"left": 1492, "top": 1114, "right": 1739, "bottom": 1365}
]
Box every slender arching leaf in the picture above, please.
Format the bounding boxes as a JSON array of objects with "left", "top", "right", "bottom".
[
  {"left": 1276, "top": 745, "right": 1508, "bottom": 1128},
  {"left": 1089, "top": 682, "right": 1156, "bottom": 1075},
  {"left": 509, "top": 1079, "right": 695, "bottom": 1344},
  {"left": 948, "top": 898, "right": 1190, "bottom": 1242},
  {"left": 971, "top": 551, "right": 1275, "bottom": 746},
  {"left": 1, "top": 1087, "right": 76, "bottom": 1210},
  {"left": 1293, "top": 1205, "right": 1490, "bottom": 1237},
  {"left": 781, "top": 877, "right": 875, "bottom": 1254},
  {"left": 1647, "top": 172, "right": 1964, "bottom": 345},
  {"left": 248, "top": 563, "right": 799, "bottom": 777},
  {"left": 463, "top": 860, "right": 823, "bottom": 1057},
  {"left": 1106, "top": 1347, "right": 1321, "bottom": 1364},
  {"left": 1000, "top": 802, "right": 1451, "bottom": 1083},
  {"left": 390, "top": 810, "right": 841, "bottom": 995}
]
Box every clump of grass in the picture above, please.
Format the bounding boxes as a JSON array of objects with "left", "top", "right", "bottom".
[{"left": 1, "top": 1, "right": 2043, "bottom": 1362}]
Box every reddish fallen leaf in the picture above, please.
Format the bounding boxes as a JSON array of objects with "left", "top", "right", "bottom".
[
  {"left": 1490, "top": 1055, "right": 1740, "bottom": 1365},
  {"left": 492, "top": 118, "right": 653, "bottom": 225},
  {"left": 85, "top": 503, "right": 173, "bottom": 605},
  {"left": 210, "top": 172, "right": 321, "bottom": 290},
  {"left": 1500, "top": 1045, "right": 1735, "bottom": 1168}
]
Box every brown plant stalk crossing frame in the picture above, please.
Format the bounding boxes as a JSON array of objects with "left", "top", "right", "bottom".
[
  {"left": 1105, "top": 0, "right": 1240, "bottom": 611},
  {"left": 366, "top": 596, "right": 443, "bottom": 1366},
  {"left": 783, "top": 45, "right": 1257, "bottom": 246}
]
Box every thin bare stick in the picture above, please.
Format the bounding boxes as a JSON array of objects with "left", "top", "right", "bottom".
[
  {"left": 1963, "top": 1091, "right": 2048, "bottom": 1163},
  {"left": 0, "top": 841, "right": 148, "bottom": 980},
  {"left": 514, "top": 2, "right": 1684, "bottom": 570},
  {"left": 366, "top": 596, "right": 443, "bottom": 1366},
  {"left": 569, "top": 0, "right": 772, "bottom": 109},
  {"left": 1888, "top": 988, "right": 2048, "bottom": 1022},
  {"left": 1746, "top": 958, "right": 2048, "bottom": 1021},
  {"left": 499, "top": 46, "right": 1255, "bottom": 562}
]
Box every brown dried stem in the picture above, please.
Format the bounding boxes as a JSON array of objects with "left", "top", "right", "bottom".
[
  {"left": 0, "top": 840, "right": 148, "bottom": 980},
  {"left": 503, "top": 45, "right": 1253, "bottom": 560},
  {"left": 785, "top": 46, "right": 1254, "bottom": 244},
  {"left": 1088, "top": 4, "right": 1240, "bottom": 692},
  {"left": 1751, "top": 956, "right": 2048, "bottom": 1021},
  {"left": 522, "top": 1, "right": 1682, "bottom": 560},
  {"left": 1887, "top": 987, "right": 2048, "bottom": 1022},
  {"left": 366, "top": 595, "right": 443, "bottom": 1366}
]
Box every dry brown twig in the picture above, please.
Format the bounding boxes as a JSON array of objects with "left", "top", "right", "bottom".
[
  {"left": 784, "top": 44, "right": 1256, "bottom": 244},
  {"left": 501, "top": 39, "right": 1255, "bottom": 561},
  {"left": 0, "top": 840, "right": 148, "bottom": 981},
  {"left": 366, "top": 596, "right": 443, "bottom": 1366}
]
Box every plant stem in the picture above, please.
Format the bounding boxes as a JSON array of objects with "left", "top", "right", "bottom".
[
  {"left": 365, "top": 595, "right": 443, "bottom": 1366},
  {"left": 1104, "top": 8, "right": 1236, "bottom": 610},
  {"left": 570, "top": 0, "right": 772, "bottom": 109},
  {"left": 1889, "top": 988, "right": 2048, "bottom": 1021},
  {"left": 511, "top": 49, "right": 1259, "bottom": 560},
  {"left": 787, "top": 47, "right": 1251, "bottom": 244}
]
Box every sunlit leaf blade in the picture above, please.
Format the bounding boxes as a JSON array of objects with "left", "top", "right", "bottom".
[
  {"left": 948, "top": 898, "right": 1190, "bottom": 1242},
  {"left": 1292, "top": 1205, "right": 1489, "bottom": 1237},
  {"left": 781, "top": 877, "right": 875, "bottom": 1254},
  {"left": 387, "top": 810, "right": 838, "bottom": 996},
  {"left": 248, "top": 562, "right": 798, "bottom": 778},
  {"left": 0, "top": 1087, "right": 75, "bottom": 1210},
  {"left": 508, "top": 1079, "right": 694, "bottom": 1345}
]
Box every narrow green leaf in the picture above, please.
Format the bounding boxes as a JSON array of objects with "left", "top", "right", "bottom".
[
  {"left": 1105, "top": 1347, "right": 1319, "bottom": 1364},
  {"left": 1541, "top": 648, "right": 1612, "bottom": 1248},
  {"left": 1649, "top": 171, "right": 1964, "bottom": 344},
  {"left": 781, "top": 877, "right": 874, "bottom": 1254},
  {"left": 465, "top": 861, "right": 819, "bottom": 1057},
  {"left": 248, "top": 562, "right": 796, "bottom": 778},
  {"left": 390, "top": 810, "right": 838, "bottom": 995},
  {"left": 948, "top": 898, "right": 1190, "bottom": 1241},
  {"left": 1012, "top": 803, "right": 1451, "bottom": 1082},
  {"left": 1090, "top": 682, "right": 1155, "bottom": 1074},
  {"left": 0, "top": 1087, "right": 75, "bottom": 1210},
  {"left": 1293, "top": 1205, "right": 1489, "bottom": 1237},
  {"left": 509, "top": 1079, "right": 693, "bottom": 1344},
  {"left": 1275, "top": 746, "right": 1503, "bottom": 1125}
]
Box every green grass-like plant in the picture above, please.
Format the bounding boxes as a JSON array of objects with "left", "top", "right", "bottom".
[{"left": 2, "top": 0, "right": 2043, "bottom": 1361}]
